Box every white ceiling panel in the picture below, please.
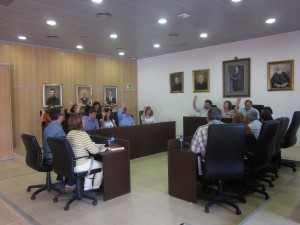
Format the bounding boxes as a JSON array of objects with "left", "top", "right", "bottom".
[{"left": 0, "top": 0, "right": 299, "bottom": 58}]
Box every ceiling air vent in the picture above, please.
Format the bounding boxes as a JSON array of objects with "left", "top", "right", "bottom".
[
  {"left": 0, "top": 0, "right": 14, "bottom": 6},
  {"left": 46, "top": 35, "right": 59, "bottom": 39},
  {"left": 96, "top": 12, "right": 112, "bottom": 19}
]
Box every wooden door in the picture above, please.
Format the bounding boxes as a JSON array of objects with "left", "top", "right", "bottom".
[{"left": 0, "top": 63, "right": 13, "bottom": 160}]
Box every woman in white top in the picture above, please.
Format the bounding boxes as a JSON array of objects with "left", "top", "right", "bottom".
[
  {"left": 222, "top": 100, "right": 235, "bottom": 118},
  {"left": 141, "top": 106, "right": 156, "bottom": 124},
  {"left": 100, "top": 107, "right": 116, "bottom": 128},
  {"left": 67, "top": 113, "right": 103, "bottom": 191}
]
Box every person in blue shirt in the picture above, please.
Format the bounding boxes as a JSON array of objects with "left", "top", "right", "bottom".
[
  {"left": 118, "top": 102, "right": 135, "bottom": 127},
  {"left": 234, "top": 97, "right": 260, "bottom": 119},
  {"left": 43, "top": 108, "right": 66, "bottom": 160},
  {"left": 83, "top": 109, "right": 100, "bottom": 131}
]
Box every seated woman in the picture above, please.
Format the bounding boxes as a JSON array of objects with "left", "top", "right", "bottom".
[
  {"left": 232, "top": 112, "right": 256, "bottom": 151},
  {"left": 66, "top": 113, "right": 103, "bottom": 191},
  {"left": 141, "top": 106, "right": 156, "bottom": 124},
  {"left": 222, "top": 100, "right": 234, "bottom": 118},
  {"left": 100, "top": 107, "right": 116, "bottom": 128}
]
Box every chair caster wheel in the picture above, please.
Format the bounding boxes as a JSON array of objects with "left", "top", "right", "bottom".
[
  {"left": 270, "top": 184, "right": 274, "bottom": 187},
  {"left": 92, "top": 200, "right": 97, "bottom": 206},
  {"left": 27, "top": 188, "right": 31, "bottom": 192},
  {"left": 241, "top": 198, "right": 246, "bottom": 203},
  {"left": 236, "top": 209, "right": 241, "bottom": 215},
  {"left": 31, "top": 195, "right": 35, "bottom": 200},
  {"left": 265, "top": 195, "right": 269, "bottom": 200},
  {"left": 204, "top": 207, "right": 209, "bottom": 213},
  {"left": 64, "top": 206, "right": 69, "bottom": 211},
  {"left": 53, "top": 197, "right": 58, "bottom": 202}
]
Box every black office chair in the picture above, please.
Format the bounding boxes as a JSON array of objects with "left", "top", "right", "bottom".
[
  {"left": 21, "top": 134, "right": 61, "bottom": 200},
  {"left": 203, "top": 123, "right": 246, "bottom": 215},
  {"left": 252, "top": 105, "right": 264, "bottom": 113},
  {"left": 270, "top": 117, "right": 290, "bottom": 175},
  {"left": 280, "top": 111, "right": 300, "bottom": 172},
  {"left": 47, "top": 137, "right": 101, "bottom": 211},
  {"left": 245, "top": 120, "right": 280, "bottom": 200}
]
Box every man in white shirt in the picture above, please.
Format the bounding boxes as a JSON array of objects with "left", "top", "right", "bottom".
[
  {"left": 193, "top": 96, "right": 212, "bottom": 117},
  {"left": 246, "top": 109, "right": 262, "bottom": 139}
]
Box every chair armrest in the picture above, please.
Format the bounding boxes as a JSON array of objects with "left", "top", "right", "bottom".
[{"left": 244, "top": 151, "right": 253, "bottom": 158}]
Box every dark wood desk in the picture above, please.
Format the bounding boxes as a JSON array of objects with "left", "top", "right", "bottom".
[
  {"left": 168, "top": 139, "right": 199, "bottom": 203},
  {"left": 88, "top": 121, "right": 176, "bottom": 159},
  {"left": 183, "top": 116, "right": 233, "bottom": 137},
  {"left": 94, "top": 149, "right": 131, "bottom": 201}
]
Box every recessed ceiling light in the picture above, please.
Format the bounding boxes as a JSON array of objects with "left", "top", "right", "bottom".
[
  {"left": 232, "top": 0, "right": 242, "bottom": 2},
  {"left": 91, "top": 0, "right": 103, "bottom": 3},
  {"left": 158, "top": 18, "right": 167, "bottom": 24},
  {"left": 18, "top": 35, "right": 27, "bottom": 40},
  {"left": 118, "top": 51, "right": 125, "bottom": 56},
  {"left": 266, "top": 18, "right": 276, "bottom": 24},
  {"left": 200, "top": 33, "right": 208, "bottom": 38},
  {"left": 76, "top": 45, "right": 83, "bottom": 49},
  {"left": 110, "top": 34, "right": 118, "bottom": 39},
  {"left": 153, "top": 44, "right": 160, "bottom": 48},
  {"left": 47, "top": 20, "right": 56, "bottom": 26}
]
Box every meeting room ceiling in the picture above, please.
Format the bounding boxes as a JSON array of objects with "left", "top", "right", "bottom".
[{"left": 0, "top": 0, "right": 300, "bottom": 59}]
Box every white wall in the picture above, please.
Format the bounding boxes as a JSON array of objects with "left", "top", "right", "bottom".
[{"left": 137, "top": 31, "right": 300, "bottom": 146}]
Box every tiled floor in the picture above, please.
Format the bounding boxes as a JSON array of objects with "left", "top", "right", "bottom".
[{"left": 0, "top": 147, "right": 299, "bottom": 225}]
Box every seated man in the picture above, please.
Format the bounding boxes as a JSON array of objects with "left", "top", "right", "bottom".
[
  {"left": 118, "top": 102, "right": 135, "bottom": 127},
  {"left": 43, "top": 108, "right": 76, "bottom": 191},
  {"left": 234, "top": 97, "right": 260, "bottom": 119},
  {"left": 193, "top": 96, "right": 212, "bottom": 117},
  {"left": 191, "top": 107, "right": 223, "bottom": 174},
  {"left": 83, "top": 109, "right": 100, "bottom": 131},
  {"left": 245, "top": 109, "right": 262, "bottom": 139}
]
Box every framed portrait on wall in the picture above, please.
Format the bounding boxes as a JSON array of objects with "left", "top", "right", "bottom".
[
  {"left": 76, "top": 85, "right": 92, "bottom": 106},
  {"left": 170, "top": 72, "right": 184, "bottom": 93},
  {"left": 267, "top": 60, "right": 294, "bottom": 91},
  {"left": 223, "top": 58, "right": 251, "bottom": 97},
  {"left": 193, "top": 69, "right": 210, "bottom": 92},
  {"left": 43, "top": 84, "right": 63, "bottom": 107},
  {"left": 104, "top": 86, "right": 118, "bottom": 105}
]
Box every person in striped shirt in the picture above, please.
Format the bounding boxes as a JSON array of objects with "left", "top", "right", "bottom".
[{"left": 67, "top": 113, "right": 103, "bottom": 191}]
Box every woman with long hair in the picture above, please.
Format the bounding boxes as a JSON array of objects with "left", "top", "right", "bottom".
[
  {"left": 222, "top": 100, "right": 234, "bottom": 118},
  {"left": 141, "top": 106, "right": 156, "bottom": 124},
  {"left": 100, "top": 107, "right": 116, "bottom": 128},
  {"left": 67, "top": 113, "right": 102, "bottom": 191},
  {"left": 232, "top": 112, "right": 256, "bottom": 150}
]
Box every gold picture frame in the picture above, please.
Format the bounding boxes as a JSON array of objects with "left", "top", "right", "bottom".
[
  {"left": 267, "top": 60, "right": 294, "bottom": 91},
  {"left": 193, "top": 69, "right": 210, "bottom": 92}
]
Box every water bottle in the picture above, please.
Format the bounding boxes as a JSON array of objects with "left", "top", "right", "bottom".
[
  {"left": 110, "top": 135, "right": 115, "bottom": 145},
  {"left": 179, "top": 135, "right": 184, "bottom": 149}
]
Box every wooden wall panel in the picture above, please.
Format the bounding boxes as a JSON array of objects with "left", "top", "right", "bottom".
[
  {"left": 0, "top": 41, "right": 137, "bottom": 150},
  {"left": 0, "top": 43, "right": 33, "bottom": 86},
  {"left": 11, "top": 88, "right": 36, "bottom": 148}
]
